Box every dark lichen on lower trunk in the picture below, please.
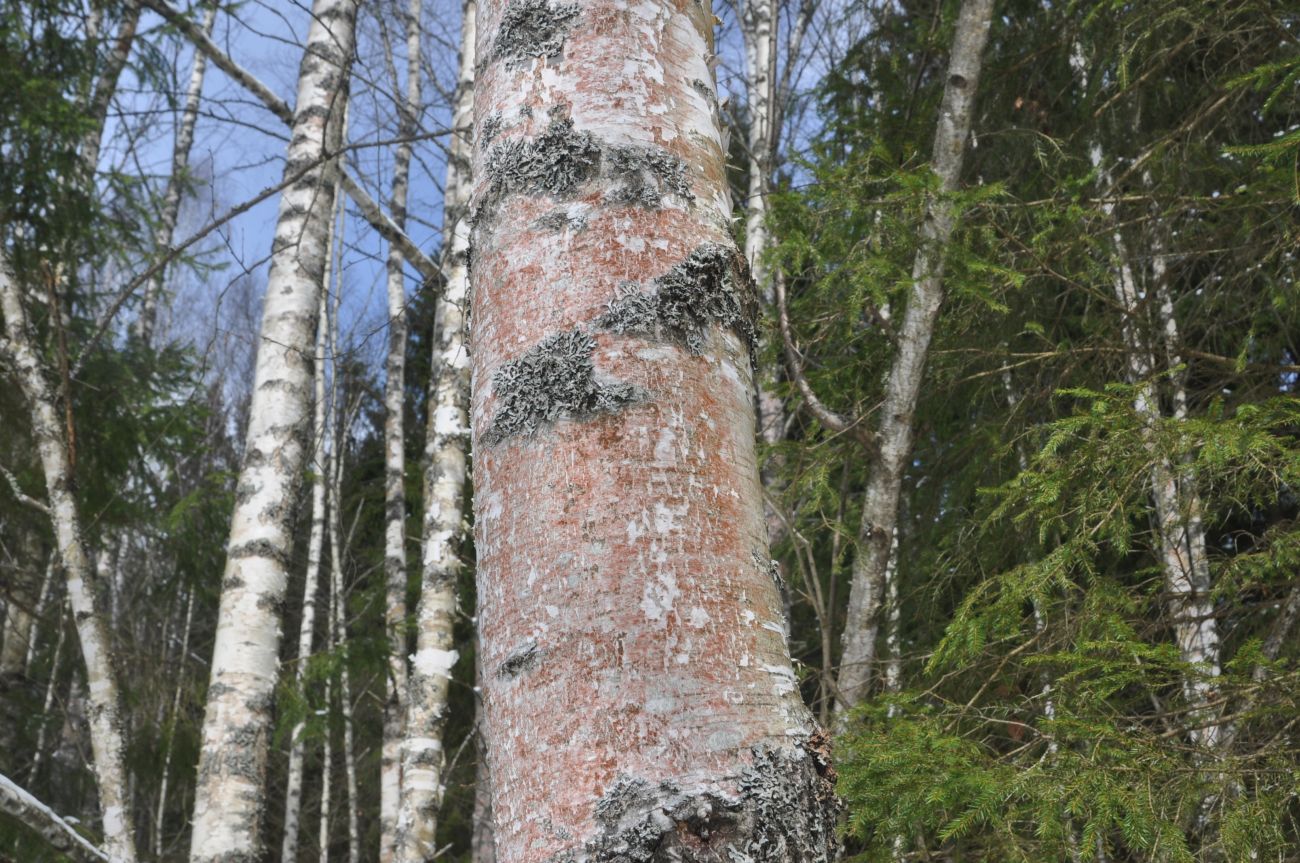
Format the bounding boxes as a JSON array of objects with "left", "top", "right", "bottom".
[{"left": 544, "top": 737, "right": 838, "bottom": 862}]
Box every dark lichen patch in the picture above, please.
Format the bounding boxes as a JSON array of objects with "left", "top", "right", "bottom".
[
  {"left": 604, "top": 144, "right": 695, "bottom": 208},
  {"left": 480, "top": 117, "right": 601, "bottom": 219},
  {"left": 493, "top": 0, "right": 581, "bottom": 64},
  {"left": 480, "top": 113, "right": 503, "bottom": 147},
  {"left": 534, "top": 207, "right": 589, "bottom": 232},
  {"left": 484, "top": 329, "right": 639, "bottom": 446},
  {"left": 564, "top": 740, "right": 838, "bottom": 862},
  {"left": 690, "top": 78, "right": 719, "bottom": 111},
  {"left": 497, "top": 639, "right": 541, "bottom": 678},
  {"left": 596, "top": 242, "right": 758, "bottom": 355}
]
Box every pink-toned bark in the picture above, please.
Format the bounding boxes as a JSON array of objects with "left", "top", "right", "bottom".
[{"left": 468, "top": 0, "right": 837, "bottom": 859}]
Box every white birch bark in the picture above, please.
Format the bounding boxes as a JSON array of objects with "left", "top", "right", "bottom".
[
  {"left": 0, "top": 263, "right": 139, "bottom": 863},
  {"left": 379, "top": 4, "right": 425, "bottom": 856},
  {"left": 0, "top": 770, "right": 109, "bottom": 863},
  {"left": 27, "top": 598, "right": 68, "bottom": 786},
  {"left": 136, "top": 2, "right": 218, "bottom": 344},
  {"left": 1069, "top": 39, "right": 1222, "bottom": 748},
  {"left": 393, "top": 3, "right": 474, "bottom": 858},
  {"left": 836, "top": 0, "right": 995, "bottom": 713},
  {"left": 153, "top": 587, "right": 196, "bottom": 857},
  {"left": 79, "top": 1, "right": 141, "bottom": 177},
  {"left": 188, "top": 3, "right": 358, "bottom": 860},
  {"left": 280, "top": 197, "right": 338, "bottom": 863},
  {"left": 326, "top": 300, "right": 360, "bottom": 863}
]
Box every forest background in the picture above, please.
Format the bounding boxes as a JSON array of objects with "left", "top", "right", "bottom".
[{"left": 1, "top": 0, "right": 1299, "bottom": 861}]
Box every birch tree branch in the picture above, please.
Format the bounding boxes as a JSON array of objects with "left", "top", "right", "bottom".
[
  {"left": 141, "top": 0, "right": 441, "bottom": 283},
  {"left": 140, "top": 0, "right": 293, "bottom": 125},
  {"left": 774, "top": 269, "right": 876, "bottom": 450},
  {"left": 0, "top": 463, "right": 51, "bottom": 515},
  {"left": 0, "top": 772, "right": 109, "bottom": 863}
]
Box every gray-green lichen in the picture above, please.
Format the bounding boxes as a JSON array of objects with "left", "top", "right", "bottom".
[
  {"left": 483, "top": 329, "right": 639, "bottom": 446},
  {"left": 494, "top": 0, "right": 581, "bottom": 63},
  {"left": 479, "top": 115, "right": 696, "bottom": 220},
  {"left": 480, "top": 116, "right": 601, "bottom": 218},
  {"left": 547, "top": 738, "right": 838, "bottom": 862},
  {"left": 534, "top": 207, "right": 589, "bottom": 232},
  {"left": 605, "top": 144, "right": 695, "bottom": 208},
  {"left": 596, "top": 243, "right": 758, "bottom": 355}
]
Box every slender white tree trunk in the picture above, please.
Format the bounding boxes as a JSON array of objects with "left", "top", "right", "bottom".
[
  {"left": 28, "top": 598, "right": 68, "bottom": 786},
  {"left": 153, "top": 587, "right": 196, "bottom": 856},
  {"left": 326, "top": 299, "right": 360, "bottom": 863},
  {"left": 0, "top": 264, "right": 139, "bottom": 863},
  {"left": 280, "top": 195, "right": 339, "bottom": 863},
  {"left": 379, "top": 4, "right": 425, "bottom": 857},
  {"left": 188, "top": 3, "right": 358, "bottom": 860},
  {"left": 468, "top": 0, "right": 839, "bottom": 855},
  {"left": 393, "top": 2, "right": 475, "bottom": 861},
  {"left": 836, "top": 0, "right": 995, "bottom": 713},
  {"left": 136, "top": 1, "right": 218, "bottom": 344}
]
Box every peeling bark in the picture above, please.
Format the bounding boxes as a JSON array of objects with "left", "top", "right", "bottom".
[
  {"left": 468, "top": 0, "right": 838, "bottom": 856},
  {"left": 835, "top": 0, "right": 994, "bottom": 714},
  {"left": 188, "top": 3, "right": 358, "bottom": 860},
  {"left": 394, "top": 1, "right": 477, "bottom": 859}
]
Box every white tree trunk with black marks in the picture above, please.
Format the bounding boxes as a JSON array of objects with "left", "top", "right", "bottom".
[
  {"left": 393, "top": 1, "right": 475, "bottom": 860},
  {"left": 188, "top": 3, "right": 358, "bottom": 860},
  {"left": 468, "top": 0, "right": 838, "bottom": 857},
  {"left": 379, "top": 4, "right": 425, "bottom": 857},
  {"left": 0, "top": 264, "right": 139, "bottom": 863},
  {"left": 280, "top": 196, "right": 339, "bottom": 863},
  {"left": 835, "top": 0, "right": 994, "bottom": 714}
]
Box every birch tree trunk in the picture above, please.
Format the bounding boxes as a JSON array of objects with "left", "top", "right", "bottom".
[
  {"left": 280, "top": 196, "right": 338, "bottom": 863},
  {"left": 188, "top": 3, "right": 358, "bottom": 860},
  {"left": 136, "top": 1, "right": 218, "bottom": 345},
  {"left": 835, "top": 0, "right": 994, "bottom": 713},
  {"left": 379, "top": 4, "right": 425, "bottom": 856},
  {"left": 393, "top": 1, "right": 476, "bottom": 859},
  {"left": 0, "top": 264, "right": 139, "bottom": 863},
  {"left": 1070, "top": 42, "right": 1222, "bottom": 750},
  {"left": 468, "top": 0, "right": 838, "bottom": 856}
]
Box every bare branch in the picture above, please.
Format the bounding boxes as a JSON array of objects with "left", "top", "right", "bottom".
[
  {"left": 0, "top": 463, "right": 50, "bottom": 515},
  {"left": 774, "top": 269, "right": 876, "bottom": 450},
  {"left": 0, "top": 772, "right": 108, "bottom": 863}
]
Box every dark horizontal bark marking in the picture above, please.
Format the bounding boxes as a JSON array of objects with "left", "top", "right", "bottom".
[
  {"left": 596, "top": 242, "right": 758, "bottom": 355},
  {"left": 483, "top": 329, "right": 639, "bottom": 446}
]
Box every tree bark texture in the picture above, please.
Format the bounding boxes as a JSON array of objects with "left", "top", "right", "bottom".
[
  {"left": 835, "top": 0, "right": 994, "bottom": 713},
  {"left": 280, "top": 201, "right": 338, "bottom": 863},
  {"left": 0, "top": 266, "right": 140, "bottom": 863},
  {"left": 188, "top": 3, "right": 358, "bottom": 860},
  {"left": 468, "top": 0, "right": 838, "bottom": 858},
  {"left": 393, "top": 1, "right": 476, "bottom": 860},
  {"left": 380, "top": 4, "right": 425, "bottom": 856}
]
